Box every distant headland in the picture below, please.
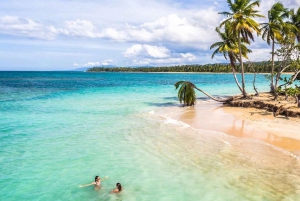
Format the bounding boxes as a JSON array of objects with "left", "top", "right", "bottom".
[{"left": 87, "top": 61, "right": 294, "bottom": 73}]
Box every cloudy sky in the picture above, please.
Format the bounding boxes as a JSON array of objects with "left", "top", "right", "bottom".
[{"left": 1, "top": 0, "right": 299, "bottom": 70}]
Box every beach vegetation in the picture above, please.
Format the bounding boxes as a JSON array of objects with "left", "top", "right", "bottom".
[
  {"left": 285, "top": 87, "right": 300, "bottom": 103},
  {"left": 273, "top": 39, "right": 300, "bottom": 100},
  {"left": 261, "top": 2, "right": 290, "bottom": 93}
]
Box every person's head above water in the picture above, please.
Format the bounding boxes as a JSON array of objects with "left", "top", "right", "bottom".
[
  {"left": 95, "top": 176, "right": 100, "bottom": 182},
  {"left": 116, "top": 183, "right": 122, "bottom": 191}
]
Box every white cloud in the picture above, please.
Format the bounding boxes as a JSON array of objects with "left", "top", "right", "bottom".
[
  {"left": 130, "top": 54, "right": 196, "bottom": 65},
  {"left": 180, "top": 53, "right": 196, "bottom": 61},
  {"left": 0, "top": 8, "right": 221, "bottom": 50},
  {"left": 211, "top": 48, "right": 272, "bottom": 64},
  {"left": 124, "top": 44, "right": 197, "bottom": 65},
  {"left": 100, "top": 11, "right": 220, "bottom": 48},
  {"left": 61, "top": 20, "right": 98, "bottom": 38},
  {"left": 73, "top": 62, "right": 97, "bottom": 67},
  {"left": 84, "top": 62, "right": 100, "bottom": 66},
  {"left": 124, "top": 44, "right": 170, "bottom": 58},
  {"left": 101, "top": 59, "right": 114, "bottom": 65},
  {"left": 74, "top": 60, "right": 115, "bottom": 67},
  {"left": 0, "top": 15, "right": 57, "bottom": 40},
  {"left": 4, "top": 0, "right": 300, "bottom": 70},
  {"left": 0, "top": 16, "right": 101, "bottom": 40},
  {"left": 248, "top": 49, "right": 272, "bottom": 62}
]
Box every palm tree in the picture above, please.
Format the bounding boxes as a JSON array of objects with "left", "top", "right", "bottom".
[
  {"left": 174, "top": 81, "right": 233, "bottom": 106},
  {"left": 174, "top": 81, "right": 196, "bottom": 106},
  {"left": 219, "top": 0, "right": 264, "bottom": 98},
  {"left": 290, "top": 7, "right": 300, "bottom": 43},
  {"left": 210, "top": 22, "right": 252, "bottom": 93},
  {"left": 261, "top": 2, "right": 289, "bottom": 93}
]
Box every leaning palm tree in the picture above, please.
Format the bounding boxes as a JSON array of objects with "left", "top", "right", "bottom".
[
  {"left": 210, "top": 21, "right": 252, "bottom": 94},
  {"left": 219, "top": 0, "right": 264, "bottom": 98},
  {"left": 174, "top": 81, "right": 196, "bottom": 106},
  {"left": 174, "top": 81, "right": 233, "bottom": 106},
  {"left": 260, "top": 2, "right": 289, "bottom": 93}
]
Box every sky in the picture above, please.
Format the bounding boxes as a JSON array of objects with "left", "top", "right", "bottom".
[{"left": 1, "top": 0, "right": 300, "bottom": 71}]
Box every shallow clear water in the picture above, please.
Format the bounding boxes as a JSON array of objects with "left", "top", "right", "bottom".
[{"left": 0, "top": 71, "right": 299, "bottom": 201}]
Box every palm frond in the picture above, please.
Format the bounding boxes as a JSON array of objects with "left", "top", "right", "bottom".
[{"left": 174, "top": 81, "right": 196, "bottom": 106}]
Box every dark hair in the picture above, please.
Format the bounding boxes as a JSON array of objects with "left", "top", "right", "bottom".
[
  {"left": 95, "top": 176, "right": 99, "bottom": 182},
  {"left": 116, "top": 183, "right": 122, "bottom": 191}
]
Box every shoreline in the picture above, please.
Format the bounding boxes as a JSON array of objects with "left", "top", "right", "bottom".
[{"left": 167, "top": 101, "right": 300, "bottom": 154}]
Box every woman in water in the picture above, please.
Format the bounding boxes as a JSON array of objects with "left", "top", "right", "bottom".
[
  {"left": 111, "top": 183, "right": 124, "bottom": 193},
  {"left": 79, "top": 176, "right": 102, "bottom": 190}
]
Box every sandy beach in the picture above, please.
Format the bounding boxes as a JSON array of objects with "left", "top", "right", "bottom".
[{"left": 169, "top": 101, "right": 300, "bottom": 155}]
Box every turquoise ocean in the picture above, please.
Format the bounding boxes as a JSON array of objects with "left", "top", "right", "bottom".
[{"left": 0, "top": 71, "right": 299, "bottom": 201}]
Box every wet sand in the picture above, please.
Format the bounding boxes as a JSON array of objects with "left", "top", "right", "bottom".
[{"left": 169, "top": 101, "right": 300, "bottom": 153}]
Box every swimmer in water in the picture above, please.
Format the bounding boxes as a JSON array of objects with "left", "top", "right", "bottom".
[
  {"left": 79, "top": 176, "right": 102, "bottom": 189},
  {"left": 111, "top": 183, "right": 124, "bottom": 193}
]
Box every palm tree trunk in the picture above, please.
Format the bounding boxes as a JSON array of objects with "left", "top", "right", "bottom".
[
  {"left": 193, "top": 86, "right": 233, "bottom": 103},
  {"left": 232, "top": 65, "right": 243, "bottom": 93},
  {"left": 270, "top": 40, "right": 275, "bottom": 93},
  {"left": 238, "top": 34, "right": 247, "bottom": 97},
  {"left": 249, "top": 63, "right": 259, "bottom": 95}
]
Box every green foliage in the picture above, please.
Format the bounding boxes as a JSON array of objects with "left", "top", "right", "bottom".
[
  {"left": 261, "top": 2, "right": 289, "bottom": 45},
  {"left": 174, "top": 81, "right": 196, "bottom": 106},
  {"left": 286, "top": 87, "right": 300, "bottom": 97},
  {"left": 264, "top": 73, "right": 274, "bottom": 81},
  {"left": 277, "top": 73, "right": 300, "bottom": 100},
  {"left": 290, "top": 7, "right": 300, "bottom": 42},
  {"left": 283, "top": 76, "right": 293, "bottom": 85},
  {"left": 219, "top": 0, "right": 264, "bottom": 44},
  {"left": 276, "top": 86, "right": 284, "bottom": 94},
  {"left": 87, "top": 61, "right": 288, "bottom": 73},
  {"left": 210, "top": 21, "right": 251, "bottom": 67}
]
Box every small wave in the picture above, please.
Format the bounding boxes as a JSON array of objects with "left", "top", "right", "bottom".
[
  {"left": 194, "top": 128, "right": 300, "bottom": 161},
  {"left": 266, "top": 144, "right": 300, "bottom": 161},
  {"left": 145, "top": 107, "right": 300, "bottom": 162},
  {"left": 163, "top": 118, "right": 190, "bottom": 128}
]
